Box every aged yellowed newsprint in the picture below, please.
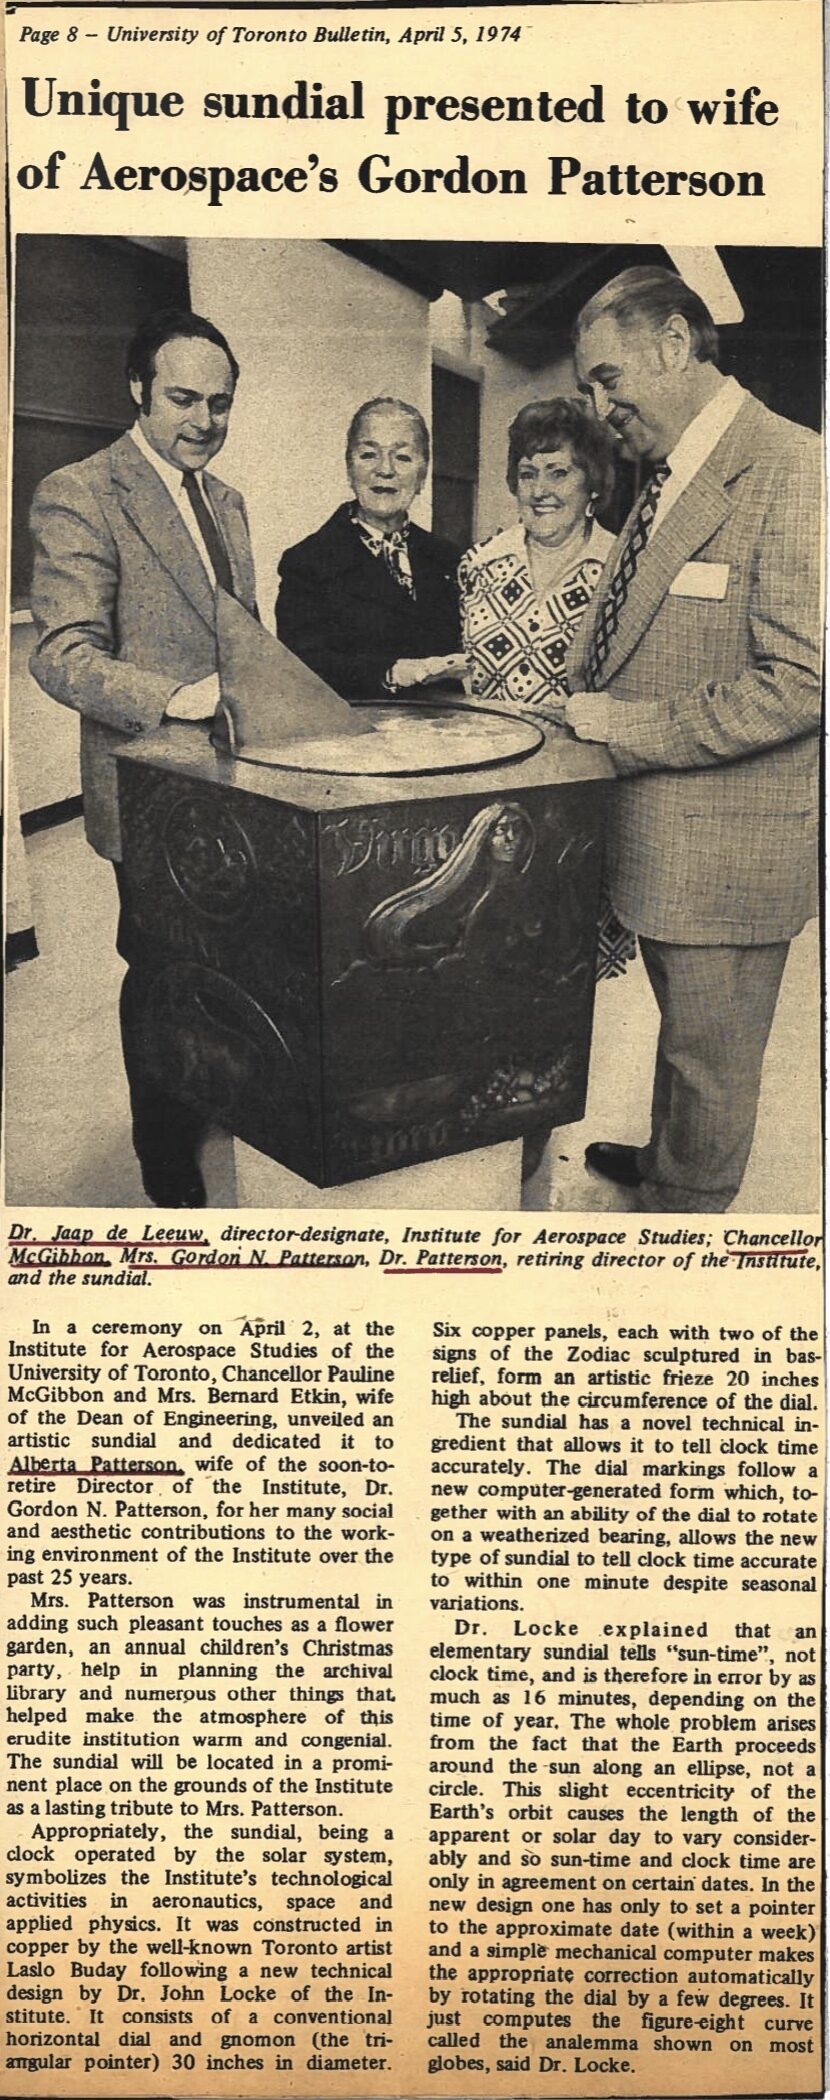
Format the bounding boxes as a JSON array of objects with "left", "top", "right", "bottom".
[{"left": 2, "top": 2, "right": 824, "bottom": 2098}]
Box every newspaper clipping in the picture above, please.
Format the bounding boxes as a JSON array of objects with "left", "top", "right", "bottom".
[{"left": 2, "top": 1, "right": 824, "bottom": 2095}]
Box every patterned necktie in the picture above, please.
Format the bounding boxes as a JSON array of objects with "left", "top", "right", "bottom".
[
  {"left": 584, "top": 461, "right": 671, "bottom": 688},
  {"left": 181, "top": 470, "right": 235, "bottom": 597}
]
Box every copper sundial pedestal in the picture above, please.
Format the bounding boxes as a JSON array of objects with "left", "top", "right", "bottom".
[{"left": 116, "top": 598, "right": 614, "bottom": 1193}]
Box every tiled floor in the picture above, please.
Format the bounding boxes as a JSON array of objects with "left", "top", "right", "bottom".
[{"left": 5, "top": 817, "right": 821, "bottom": 1213}]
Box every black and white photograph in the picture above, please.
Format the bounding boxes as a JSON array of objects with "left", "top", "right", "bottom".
[
  {"left": 5, "top": 234, "right": 822, "bottom": 1212},
  {"left": 0, "top": 7, "right": 826, "bottom": 2092}
]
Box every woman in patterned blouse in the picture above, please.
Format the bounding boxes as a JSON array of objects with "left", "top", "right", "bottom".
[
  {"left": 461, "top": 399, "right": 634, "bottom": 1182},
  {"left": 459, "top": 396, "right": 618, "bottom": 725}
]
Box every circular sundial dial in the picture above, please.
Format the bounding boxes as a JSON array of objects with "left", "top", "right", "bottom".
[{"left": 237, "top": 704, "right": 544, "bottom": 778}]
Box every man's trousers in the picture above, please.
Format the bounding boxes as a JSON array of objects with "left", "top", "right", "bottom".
[
  {"left": 634, "top": 936, "right": 789, "bottom": 1212},
  {"left": 114, "top": 864, "right": 205, "bottom": 1192}
]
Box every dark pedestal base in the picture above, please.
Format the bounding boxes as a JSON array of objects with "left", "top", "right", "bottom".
[{"left": 117, "top": 723, "right": 612, "bottom": 1189}]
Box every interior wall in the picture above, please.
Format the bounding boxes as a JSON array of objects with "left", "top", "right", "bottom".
[
  {"left": 429, "top": 292, "right": 575, "bottom": 546},
  {"left": 10, "top": 620, "right": 81, "bottom": 816},
  {"left": 187, "top": 240, "right": 434, "bottom": 631}
]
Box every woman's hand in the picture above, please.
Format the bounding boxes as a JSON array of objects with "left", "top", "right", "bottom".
[
  {"left": 389, "top": 653, "right": 467, "bottom": 689},
  {"left": 422, "top": 653, "right": 467, "bottom": 683}
]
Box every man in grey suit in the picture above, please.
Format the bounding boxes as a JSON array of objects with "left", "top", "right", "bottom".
[
  {"left": 564, "top": 265, "right": 820, "bottom": 1211},
  {"left": 29, "top": 308, "right": 258, "bottom": 1206}
]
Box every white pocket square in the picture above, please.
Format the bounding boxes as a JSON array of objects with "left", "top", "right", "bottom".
[{"left": 669, "top": 561, "right": 730, "bottom": 600}]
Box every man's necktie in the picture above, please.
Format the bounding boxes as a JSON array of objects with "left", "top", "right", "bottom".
[
  {"left": 584, "top": 461, "right": 671, "bottom": 688},
  {"left": 181, "top": 470, "right": 235, "bottom": 597}
]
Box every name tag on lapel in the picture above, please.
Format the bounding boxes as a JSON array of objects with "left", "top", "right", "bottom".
[{"left": 669, "top": 561, "right": 730, "bottom": 600}]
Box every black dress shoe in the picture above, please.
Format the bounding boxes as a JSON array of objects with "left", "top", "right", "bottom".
[
  {"left": 141, "top": 1165, "right": 207, "bottom": 1209},
  {"left": 585, "top": 1141, "right": 643, "bottom": 1189}
]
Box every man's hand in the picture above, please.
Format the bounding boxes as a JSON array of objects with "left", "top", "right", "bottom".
[
  {"left": 166, "top": 673, "right": 221, "bottom": 721},
  {"left": 564, "top": 691, "right": 613, "bottom": 744}
]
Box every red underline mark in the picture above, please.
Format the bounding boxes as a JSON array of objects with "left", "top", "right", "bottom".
[
  {"left": 725, "top": 1248, "right": 815, "bottom": 1257},
  {"left": 385, "top": 1266, "right": 505, "bottom": 1276},
  {"left": 6, "top": 1258, "right": 317, "bottom": 1270}
]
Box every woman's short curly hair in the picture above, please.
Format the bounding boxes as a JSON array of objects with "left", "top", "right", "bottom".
[{"left": 506, "top": 396, "right": 617, "bottom": 510}]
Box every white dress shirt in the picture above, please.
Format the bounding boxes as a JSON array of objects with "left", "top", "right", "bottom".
[
  {"left": 128, "top": 422, "right": 219, "bottom": 583},
  {"left": 649, "top": 374, "right": 745, "bottom": 537}
]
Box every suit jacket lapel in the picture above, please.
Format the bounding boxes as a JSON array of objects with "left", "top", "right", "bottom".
[
  {"left": 110, "top": 433, "right": 217, "bottom": 631},
  {"left": 206, "top": 477, "right": 255, "bottom": 611},
  {"left": 595, "top": 465, "right": 733, "bottom": 680},
  {"left": 577, "top": 396, "right": 759, "bottom": 685}
]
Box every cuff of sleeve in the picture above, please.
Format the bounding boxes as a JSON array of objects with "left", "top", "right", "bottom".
[
  {"left": 606, "top": 706, "right": 668, "bottom": 775},
  {"left": 607, "top": 740, "right": 642, "bottom": 777}
]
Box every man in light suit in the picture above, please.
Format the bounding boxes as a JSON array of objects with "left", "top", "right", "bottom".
[
  {"left": 29, "top": 308, "right": 258, "bottom": 1206},
  {"left": 564, "top": 265, "right": 820, "bottom": 1211}
]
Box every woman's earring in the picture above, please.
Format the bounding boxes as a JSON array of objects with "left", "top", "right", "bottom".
[{"left": 585, "top": 494, "right": 598, "bottom": 519}]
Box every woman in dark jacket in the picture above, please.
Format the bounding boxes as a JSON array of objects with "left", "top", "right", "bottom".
[{"left": 275, "top": 396, "right": 463, "bottom": 701}]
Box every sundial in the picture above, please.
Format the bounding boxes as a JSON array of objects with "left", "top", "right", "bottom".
[
  {"left": 214, "top": 593, "right": 543, "bottom": 775},
  {"left": 116, "top": 592, "right": 614, "bottom": 1187}
]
